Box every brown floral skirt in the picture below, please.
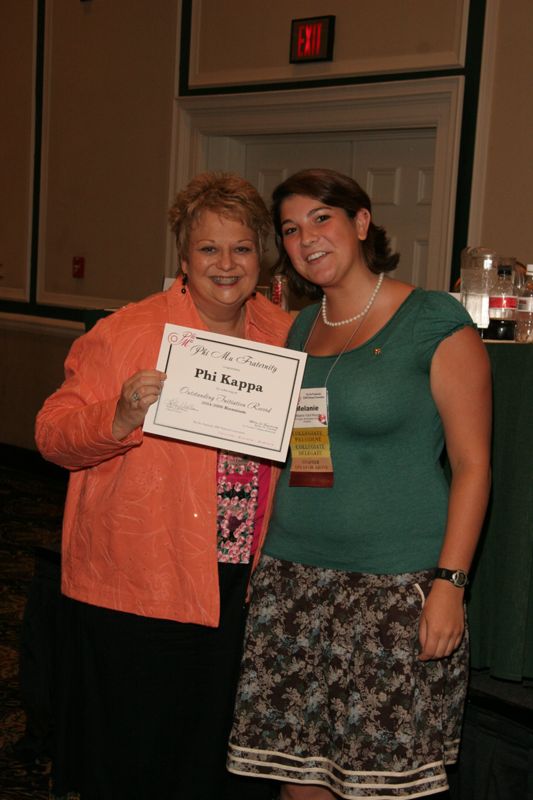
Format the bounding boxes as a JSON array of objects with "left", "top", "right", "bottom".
[{"left": 228, "top": 555, "right": 469, "bottom": 798}]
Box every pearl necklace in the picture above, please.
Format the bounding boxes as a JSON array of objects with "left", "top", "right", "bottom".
[{"left": 321, "top": 272, "right": 385, "bottom": 327}]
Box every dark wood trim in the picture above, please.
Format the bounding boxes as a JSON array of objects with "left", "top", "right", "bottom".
[{"left": 450, "top": 0, "right": 487, "bottom": 289}]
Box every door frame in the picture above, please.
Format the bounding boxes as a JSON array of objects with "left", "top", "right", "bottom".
[{"left": 167, "top": 76, "right": 464, "bottom": 290}]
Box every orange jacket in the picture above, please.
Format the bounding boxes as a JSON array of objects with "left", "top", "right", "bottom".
[{"left": 35, "top": 285, "right": 292, "bottom": 625}]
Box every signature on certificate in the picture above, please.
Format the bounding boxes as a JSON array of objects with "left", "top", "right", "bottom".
[{"left": 165, "top": 399, "right": 197, "bottom": 413}]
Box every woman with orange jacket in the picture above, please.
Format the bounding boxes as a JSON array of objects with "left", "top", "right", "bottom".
[{"left": 36, "top": 172, "right": 291, "bottom": 800}]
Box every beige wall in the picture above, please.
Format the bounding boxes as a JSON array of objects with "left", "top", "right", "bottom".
[
  {"left": 192, "top": 0, "right": 466, "bottom": 86},
  {"left": 2, "top": 0, "right": 533, "bottom": 450},
  {"left": 0, "top": 321, "right": 80, "bottom": 450},
  {"left": 1, "top": 0, "right": 179, "bottom": 449},
  {"left": 476, "top": 0, "right": 533, "bottom": 265},
  {"left": 0, "top": 1, "right": 35, "bottom": 300},
  {"left": 39, "top": 0, "right": 179, "bottom": 307}
]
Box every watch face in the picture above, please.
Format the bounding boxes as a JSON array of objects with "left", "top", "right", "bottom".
[{"left": 452, "top": 570, "right": 468, "bottom": 587}]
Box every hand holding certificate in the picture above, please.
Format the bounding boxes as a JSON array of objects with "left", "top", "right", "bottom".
[{"left": 143, "top": 324, "right": 307, "bottom": 462}]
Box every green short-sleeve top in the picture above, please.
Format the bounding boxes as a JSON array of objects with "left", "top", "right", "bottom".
[{"left": 264, "top": 288, "right": 474, "bottom": 573}]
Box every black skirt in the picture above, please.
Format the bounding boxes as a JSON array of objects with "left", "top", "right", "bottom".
[{"left": 52, "top": 563, "right": 275, "bottom": 800}]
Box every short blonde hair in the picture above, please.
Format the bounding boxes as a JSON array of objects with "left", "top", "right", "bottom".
[{"left": 168, "top": 172, "right": 271, "bottom": 269}]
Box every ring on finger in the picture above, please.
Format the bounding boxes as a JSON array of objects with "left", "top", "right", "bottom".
[{"left": 131, "top": 391, "right": 140, "bottom": 402}]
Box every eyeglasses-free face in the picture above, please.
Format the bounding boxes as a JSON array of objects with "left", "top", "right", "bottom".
[{"left": 181, "top": 210, "right": 261, "bottom": 323}]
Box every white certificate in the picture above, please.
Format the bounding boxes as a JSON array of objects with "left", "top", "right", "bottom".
[{"left": 143, "top": 324, "right": 307, "bottom": 462}]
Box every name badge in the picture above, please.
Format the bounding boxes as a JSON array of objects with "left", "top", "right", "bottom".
[{"left": 289, "top": 388, "right": 334, "bottom": 488}]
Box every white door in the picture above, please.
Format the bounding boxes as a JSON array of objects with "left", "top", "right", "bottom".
[
  {"left": 174, "top": 80, "right": 464, "bottom": 290},
  {"left": 229, "top": 129, "right": 435, "bottom": 288}
]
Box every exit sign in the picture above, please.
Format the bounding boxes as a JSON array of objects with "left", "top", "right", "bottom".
[{"left": 290, "top": 15, "right": 335, "bottom": 63}]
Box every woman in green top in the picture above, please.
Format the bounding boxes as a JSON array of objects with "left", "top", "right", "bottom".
[{"left": 228, "top": 169, "right": 492, "bottom": 799}]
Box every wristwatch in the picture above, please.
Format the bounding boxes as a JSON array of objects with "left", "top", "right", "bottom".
[{"left": 434, "top": 567, "right": 469, "bottom": 588}]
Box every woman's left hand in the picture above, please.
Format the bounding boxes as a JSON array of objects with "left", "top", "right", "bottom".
[{"left": 417, "top": 579, "right": 465, "bottom": 661}]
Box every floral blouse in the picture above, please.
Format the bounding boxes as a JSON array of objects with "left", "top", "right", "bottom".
[{"left": 216, "top": 451, "right": 270, "bottom": 564}]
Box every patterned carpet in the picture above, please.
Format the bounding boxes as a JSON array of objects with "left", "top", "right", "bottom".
[{"left": 0, "top": 444, "right": 67, "bottom": 799}]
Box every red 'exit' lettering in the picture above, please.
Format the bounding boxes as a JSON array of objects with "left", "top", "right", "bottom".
[{"left": 297, "top": 21, "right": 323, "bottom": 58}]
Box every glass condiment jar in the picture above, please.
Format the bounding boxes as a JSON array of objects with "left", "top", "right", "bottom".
[{"left": 460, "top": 247, "right": 500, "bottom": 332}]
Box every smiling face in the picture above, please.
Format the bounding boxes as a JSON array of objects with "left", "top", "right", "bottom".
[
  {"left": 181, "top": 209, "right": 261, "bottom": 324},
  {"left": 280, "top": 194, "right": 370, "bottom": 291}
]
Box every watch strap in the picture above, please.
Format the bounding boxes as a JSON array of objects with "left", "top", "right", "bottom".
[{"left": 434, "top": 567, "right": 468, "bottom": 588}]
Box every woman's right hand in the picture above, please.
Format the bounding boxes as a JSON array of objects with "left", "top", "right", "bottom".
[{"left": 112, "top": 370, "right": 167, "bottom": 441}]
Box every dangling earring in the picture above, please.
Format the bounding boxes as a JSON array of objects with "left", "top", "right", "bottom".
[{"left": 181, "top": 274, "right": 188, "bottom": 294}]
